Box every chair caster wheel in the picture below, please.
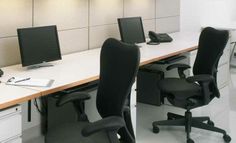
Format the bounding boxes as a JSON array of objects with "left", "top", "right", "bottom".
[
  {"left": 153, "top": 126, "right": 159, "bottom": 134},
  {"left": 187, "top": 138, "right": 194, "bottom": 143},
  {"left": 207, "top": 120, "right": 214, "bottom": 126},
  {"left": 223, "top": 134, "right": 231, "bottom": 142}
]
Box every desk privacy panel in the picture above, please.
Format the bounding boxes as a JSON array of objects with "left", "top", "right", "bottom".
[{"left": 0, "top": 0, "right": 180, "bottom": 67}]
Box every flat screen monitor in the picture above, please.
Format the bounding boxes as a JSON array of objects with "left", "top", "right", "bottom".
[
  {"left": 118, "top": 17, "right": 146, "bottom": 44},
  {"left": 17, "top": 25, "right": 62, "bottom": 67}
]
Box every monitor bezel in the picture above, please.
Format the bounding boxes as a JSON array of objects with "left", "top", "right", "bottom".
[
  {"left": 118, "top": 17, "right": 146, "bottom": 44},
  {"left": 17, "top": 25, "right": 62, "bottom": 67}
]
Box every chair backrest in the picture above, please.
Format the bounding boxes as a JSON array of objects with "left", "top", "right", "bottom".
[
  {"left": 193, "top": 27, "right": 229, "bottom": 76},
  {"left": 96, "top": 38, "right": 140, "bottom": 118},
  {"left": 193, "top": 27, "right": 229, "bottom": 97}
]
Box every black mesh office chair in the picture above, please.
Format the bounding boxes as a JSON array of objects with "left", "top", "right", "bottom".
[
  {"left": 45, "top": 38, "right": 140, "bottom": 143},
  {"left": 152, "top": 27, "right": 231, "bottom": 143}
]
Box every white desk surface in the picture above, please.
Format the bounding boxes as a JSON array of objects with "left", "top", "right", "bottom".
[
  {"left": 0, "top": 84, "right": 40, "bottom": 109},
  {"left": 0, "top": 32, "right": 199, "bottom": 109}
]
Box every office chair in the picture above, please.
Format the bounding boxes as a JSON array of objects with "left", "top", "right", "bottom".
[
  {"left": 45, "top": 38, "right": 140, "bottom": 143},
  {"left": 152, "top": 27, "right": 231, "bottom": 143}
]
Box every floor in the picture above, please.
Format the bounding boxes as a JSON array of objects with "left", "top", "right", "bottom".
[
  {"left": 24, "top": 71, "right": 236, "bottom": 143},
  {"left": 136, "top": 70, "right": 236, "bottom": 143},
  {"left": 136, "top": 101, "right": 236, "bottom": 143}
]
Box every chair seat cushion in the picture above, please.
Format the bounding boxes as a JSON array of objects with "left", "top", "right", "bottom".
[
  {"left": 158, "top": 78, "right": 201, "bottom": 95},
  {"left": 158, "top": 78, "right": 203, "bottom": 108},
  {"left": 46, "top": 121, "right": 110, "bottom": 143}
]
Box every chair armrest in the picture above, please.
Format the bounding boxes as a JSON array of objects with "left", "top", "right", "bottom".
[
  {"left": 166, "top": 64, "right": 191, "bottom": 78},
  {"left": 231, "top": 42, "right": 236, "bottom": 44},
  {"left": 82, "top": 116, "right": 125, "bottom": 137},
  {"left": 56, "top": 92, "right": 91, "bottom": 107},
  {"left": 186, "top": 74, "right": 214, "bottom": 83},
  {"left": 166, "top": 63, "right": 191, "bottom": 71},
  {"left": 186, "top": 74, "right": 217, "bottom": 104}
]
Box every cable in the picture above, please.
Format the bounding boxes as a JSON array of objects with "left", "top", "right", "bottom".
[
  {"left": 34, "top": 97, "right": 47, "bottom": 116},
  {"left": 34, "top": 98, "right": 43, "bottom": 115}
]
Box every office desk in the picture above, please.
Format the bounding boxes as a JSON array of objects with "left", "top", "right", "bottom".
[
  {"left": 0, "top": 84, "right": 40, "bottom": 143},
  {"left": 0, "top": 84, "right": 40, "bottom": 110},
  {"left": 0, "top": 31, "right": 198, "bottom": 143},
  {"left": 0, "top": 32, "right": 199, "bottom": 110}
]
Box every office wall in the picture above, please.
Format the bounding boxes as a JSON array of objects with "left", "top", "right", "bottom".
[
  {"left": 180, "top": 0, "right": 234, "bottom": 32},
  {"left": 0, "top": 0, "right": 180, "bottom": 68},
  {"left": 230, "top": 1, "right": 236, "bottom": 21}
]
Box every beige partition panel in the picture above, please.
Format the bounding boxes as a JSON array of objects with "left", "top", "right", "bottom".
[
  {"left": 89, "top": 24, "right": 120, "bottom": 49},
  {"left": 0, "top": 0, "right": 32, "bottom": 38},
  {"left": 0, "top": 0, "right": 180, "bottom": 67},
  {"left": 0, "top": 38, "right": 21, "bottom": 67},
  {"left": 89, "top": 0, "right": 123, "bottom": 49},
  {"left": 34, "top": 0, "right": 88, "bottom": 30},
  {"left": 58, "top": 28, "right": 89, "bottom": 55},
  {"left": 89, "top": 0, "right": 123, "bottom": 26},
  {"left": 124, "top": 0, "right": 156, "bottom": 20}
]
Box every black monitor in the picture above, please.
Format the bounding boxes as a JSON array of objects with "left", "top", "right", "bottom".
[
  {"left": 17, "top": 25, "right": 62, "bottom": 67},
  {"left": 118, "top": 17, "right": 146, "bottom": 44}
]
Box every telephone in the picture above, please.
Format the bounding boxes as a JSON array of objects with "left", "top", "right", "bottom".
[{"left": 148, "top": 31, "right": 173, "bottom": 44}]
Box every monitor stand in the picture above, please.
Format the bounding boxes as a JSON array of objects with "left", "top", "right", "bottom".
[{"left": 27, "top": 62, "right": 54, "bottom": 69}]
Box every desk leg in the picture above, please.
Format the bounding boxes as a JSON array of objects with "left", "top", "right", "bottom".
[{"left": 28, "top": 100, "right": 31, "bottom": 122}]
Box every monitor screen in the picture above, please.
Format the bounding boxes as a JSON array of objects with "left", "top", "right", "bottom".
[
  {"left": 118, "top": 17, "right": 146, "bottom": 44},
  {"left": 17, "top": 25, "right": 62, "bottom": 67}
]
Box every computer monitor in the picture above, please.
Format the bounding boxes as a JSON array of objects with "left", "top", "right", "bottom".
[
  {"left": 17, "top": 25, "right": 62, "bottom": 68},
  {"left": 118, "top": 17, "right": 146, "bottom": 44}
]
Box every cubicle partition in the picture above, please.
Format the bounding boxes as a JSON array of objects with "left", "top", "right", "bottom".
[{"left": 0, "top": 0, "right": 181, "bottom": 67}]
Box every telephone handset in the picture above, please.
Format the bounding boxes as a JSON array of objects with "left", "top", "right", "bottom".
[{"left": 148, "top": 31, "right": 173, "bottom": 44}]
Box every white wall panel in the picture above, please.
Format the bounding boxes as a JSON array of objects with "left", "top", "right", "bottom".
[
  {"left": 58, "top": 28, "right": 88, "bottom": 55},
  {"left": 0, "top": 0, "right": 32, "bottom": 37},
  {"left": 156, "top": 0, "right": 180, "bottom": 18},
  {"left": 90, "top": 0, "right": 123, "bottom": 26},
  {"left": 124, "top": 0, "right": 155, "bottom": 20},
  {"left": 156, "top": 16, "right": 180, "bottom": 33},
  {"left": 180, "top": 0, "right": 233, "bottom": 32},
  {"left": 0, "top": 37, "right": 21, "bottom": 67},
  {"left": 34, "top": 0, "right": 88, "bottom": 30},
  {"left": 89, "top": 24, "right": 120, "bottom": 49}
]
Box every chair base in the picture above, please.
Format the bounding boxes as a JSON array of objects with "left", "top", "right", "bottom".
[{"left": 152, "top": 111, "right": 231, "bottom": 143}]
